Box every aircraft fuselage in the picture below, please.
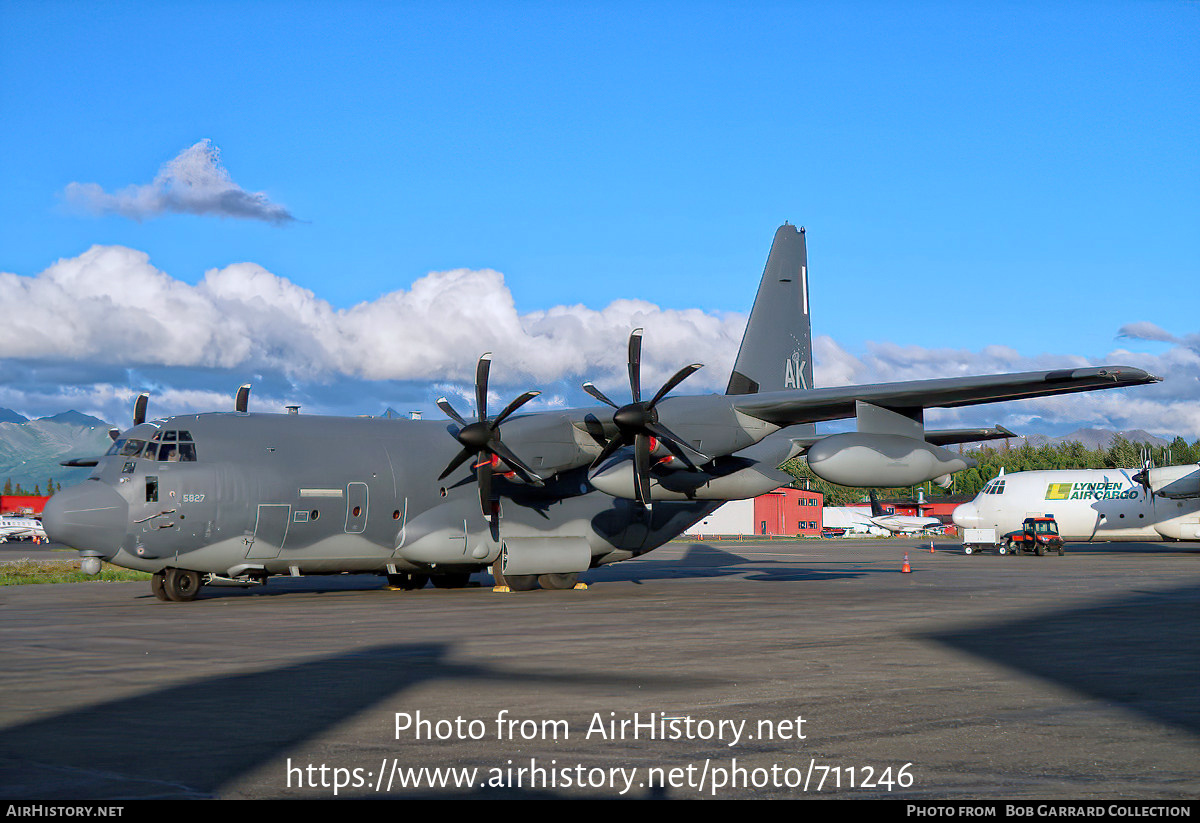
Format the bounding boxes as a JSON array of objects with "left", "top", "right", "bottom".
[{"left": 50, "top": 411, "right": 722, "bottom": 580}]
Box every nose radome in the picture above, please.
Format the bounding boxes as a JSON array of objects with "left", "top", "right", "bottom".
[
  {"left": 42, "top": 482, "right": 128, "bottom": 556},
  {"left": 951, "top": 501, "right": 980, "bottom": 530}
]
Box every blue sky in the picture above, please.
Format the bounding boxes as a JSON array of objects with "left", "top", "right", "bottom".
[{"left": 0, "top": 1, "right": 1197, "bottom": 435}]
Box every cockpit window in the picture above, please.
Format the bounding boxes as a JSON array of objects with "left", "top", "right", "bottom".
[
  {"left": 119, "top": 439, "right": 146, "bottom": 457},
  {"left": 154, "top": 442, "right": 197, "bottom": 462},
  {"left": 108, "top": 432, "right": 198, "bottom": 462}
]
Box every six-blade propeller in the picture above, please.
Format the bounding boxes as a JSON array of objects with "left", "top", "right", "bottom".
[
  {"left": 437, "top": 353, "right": 544, "bottom": 520},
  {"left": 581, "top": 328, "right": 706, "bottom": 508}
]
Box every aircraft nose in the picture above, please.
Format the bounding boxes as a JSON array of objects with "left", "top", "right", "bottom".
[
  {"left": 952, "top": 501, "right": 980, "bottom": 529},
  {"left": 42, "top": 482, "right": 128, "bottom": 556}
]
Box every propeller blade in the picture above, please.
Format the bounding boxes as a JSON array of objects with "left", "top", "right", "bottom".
[
  {"left": 235, "top": 383, "right": 251, "bottom": 413},
  {"left": 645, "top": 421, "right": 708, "bottom": 462},
  {"left": 475, "top": 353, "right": 492, "bottom": 422},
  {"left": 477, "top": 458, "right": 494, "bottom": 519},
  {"left": 627, "top": 329, "right": 643, "bottom": 403},
  {"left": 491, "top": 390, "right": 540, "bottom": 429},
  {"left": 589, "top": 431, "right": 631, "bottom": 469},
  {"left": 582, "top": 382, "right": 619, "bottom": 409},
  {"left": 647, "top": 363, "right": 704, "bottom": 410},
  {"left": 437, "top": 446, "right": 475, "bottom": 481},
  {"left": 645, "top": 422, "right": 703, "bottom": 470},
  {"left": 634, "top": 432, "right": 653, "bottom": 507},
  {"left": 437, "top": 398, "right": 470, "bottom": 428},
  {"left": 490, "top": 440, "right": 545, "bottom": 487},
  {"left": 132, "top": 392, "right": 149, "bottom": 426}
]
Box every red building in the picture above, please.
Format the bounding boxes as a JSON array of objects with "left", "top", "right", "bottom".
[
  {"left": 754, "top": 488, "right": 824, "bottom": 536},
  {"left": 0, "top": 495, "right": 50, "bottom": 516}
]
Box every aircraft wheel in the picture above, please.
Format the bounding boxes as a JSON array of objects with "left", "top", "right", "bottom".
[
  {"left": 963, "top": 546, "right": 974, "bottom": 555},
  {"left": 151, "top": 571, "right": 171, "bottom": 601},
  {"left": 431, "top": 573, "right": 471, "bottom": 589},
  {"left": 538, "top": 572, "right": 579, "bottom": 590},
  {"left": 386, "top": 572, "right": 428, "bottom": 590},
  {"left": 506, "top": 574, "right": 539, "bottom": 592},
  {"left": 164, "top": 568, "right": 202, "bottom": 602}
]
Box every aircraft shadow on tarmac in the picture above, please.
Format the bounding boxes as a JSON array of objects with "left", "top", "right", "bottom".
[
  {"left": 924, "top": 582, "right": 1200, "bottom": 737},
  {"left": 587, "top": 543, "right": 871, "bottom": 585},
  {"left": 0, "top": 643, "right": 707, "bottom": 799},
  {"left": 146, "top": 543, "right": 870, "bottom": 600}
]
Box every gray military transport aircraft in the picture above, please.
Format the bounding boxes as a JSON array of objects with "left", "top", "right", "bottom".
[{"left": 43, "top": 225, "right": 1160, "bottom": 600}]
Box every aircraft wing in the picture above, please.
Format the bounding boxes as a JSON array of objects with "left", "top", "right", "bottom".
[{"left": 729, "top": 366, "right": 1160, "bottom": 427}]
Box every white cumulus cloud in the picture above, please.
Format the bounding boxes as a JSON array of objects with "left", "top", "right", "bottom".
[{"left": 0, "top": 245, "right": 745, "bottom": 390}]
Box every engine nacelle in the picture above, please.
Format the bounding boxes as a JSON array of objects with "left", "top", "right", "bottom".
[
  {"left": 1140, "top": 464, "right": 1200, "bottom": 499},
  {"left": 1153, "top": 516, "right": 1200, "bottom": 541},
  {"left": 806, "top": 433, "right": 973, "bottom": 488},
  {"left": 589, "top": 460, "right": 786, "bottom": 501}
]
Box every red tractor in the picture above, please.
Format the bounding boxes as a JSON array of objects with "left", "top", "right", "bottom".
[{"left": 1002, "top": 516, "right": 1065, "bottom": 556}]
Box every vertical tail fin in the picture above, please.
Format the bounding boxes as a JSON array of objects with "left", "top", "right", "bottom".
[{"left": 727, "top": 223, "right": 814, "bottom": 432}]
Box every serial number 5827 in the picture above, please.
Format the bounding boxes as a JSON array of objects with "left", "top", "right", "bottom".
[{"left": 182, "top": 494, "right": 206, "bottom": 503}]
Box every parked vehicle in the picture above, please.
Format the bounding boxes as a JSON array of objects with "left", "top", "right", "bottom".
[{"left": 1002, "top": 516, "right": 1065, "bottom": 556}]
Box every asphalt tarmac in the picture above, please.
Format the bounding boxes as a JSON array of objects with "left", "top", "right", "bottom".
[{"left": 2, "top": 538, "right": 1198, "bottom": 800}]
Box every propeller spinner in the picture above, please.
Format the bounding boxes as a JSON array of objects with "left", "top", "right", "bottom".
[
  {"left": 437, "top": 353, "right": 544, "bottom": 520},
  {"left": 582, "top": 328, "right": 707, "bottom": 508}
]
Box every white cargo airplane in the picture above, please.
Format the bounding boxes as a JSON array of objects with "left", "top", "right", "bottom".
[
  {"left": 952, "top": 465, "right": 1200, "bottom": 542},
  {"left": 0, "top": 516, "right": 48, "bottom": 543}
]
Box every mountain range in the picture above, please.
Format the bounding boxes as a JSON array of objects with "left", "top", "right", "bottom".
[
  {"left": 968, "top": 427, "right": 1171, "bottom": 451},
  {"left": 0, "top": 409, "right": 113, "bottom": 494}
]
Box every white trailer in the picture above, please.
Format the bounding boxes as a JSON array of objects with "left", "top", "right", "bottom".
[{"left": 961, "top": 527, "right": 1005, "bottom": 555}]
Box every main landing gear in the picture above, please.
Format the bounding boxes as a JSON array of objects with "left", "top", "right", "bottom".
[
  {"left": 384, "top": 571, "right": 473, "bottom": 590},
  {"left": 490, "top": 560, "right": 586, "bottom": 592},
  {"left": 151, "top": 568, "right": 202, "bottom": 602}
]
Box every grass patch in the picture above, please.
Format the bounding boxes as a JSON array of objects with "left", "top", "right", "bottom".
[{"left": 0, "top": 558, "right": 152, "bottom": 586}]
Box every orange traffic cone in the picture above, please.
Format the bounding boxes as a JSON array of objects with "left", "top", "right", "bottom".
[
  {"left": 901, "top": 552, "right": 912, "bottom": 573},
  {"left": 929, "top": 540, "right": 936, "bottom": 553}
]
